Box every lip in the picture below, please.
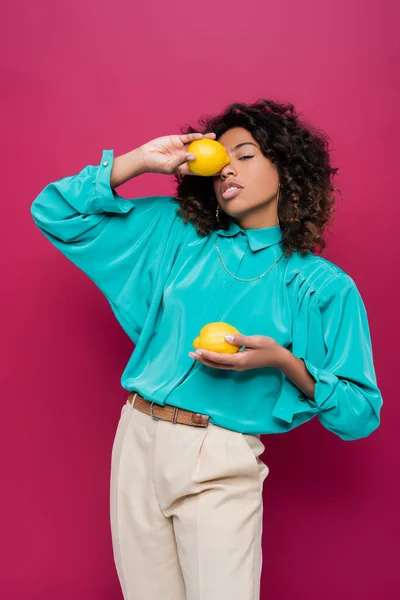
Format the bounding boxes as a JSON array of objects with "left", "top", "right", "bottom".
[
  {"left": 222, "top": 187, "right": 243, "bottom": 200},
  {"left": 220, "top": 180, "right": 244, "bottom": 200},
  {"left": 221, "top": 180, "right": 244, "bottom": 194}
]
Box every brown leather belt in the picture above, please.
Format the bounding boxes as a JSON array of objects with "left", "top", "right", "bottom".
[{"left": 127, "top": 391, "right": 210, "bottom": 428}]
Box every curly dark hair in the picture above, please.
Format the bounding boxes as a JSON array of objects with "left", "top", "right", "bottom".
[{"left": 174, "top": 99, "right": 338, "bottom": 257}]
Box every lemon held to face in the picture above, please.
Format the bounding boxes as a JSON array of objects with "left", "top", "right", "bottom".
[
  {"left": 192, "top": 322, "right": 241, "bottom": 354},
  {"left": 187, "top": 139, "right": 230, "bottom": 176}
]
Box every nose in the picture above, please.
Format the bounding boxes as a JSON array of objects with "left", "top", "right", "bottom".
[{"left": 219, "top": 161, "right": 236, "bottom": 180}]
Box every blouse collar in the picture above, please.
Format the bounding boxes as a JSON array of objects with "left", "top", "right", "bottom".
[{"left": 216, "top": 219, "right": 283, "bottom": 252}]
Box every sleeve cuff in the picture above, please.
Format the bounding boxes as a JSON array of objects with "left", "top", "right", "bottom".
[
  {"left": 93, "top": 149, "right": 136, "bottom": 214},
  {"left": 271, "top": 373, "right": 319, "bottom": 424},
  {"left": 302, "top": 359, "right": 339, "bottom": 410}
]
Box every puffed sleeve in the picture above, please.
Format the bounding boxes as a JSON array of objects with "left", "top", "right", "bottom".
[
  {"left": 272, "top": 273, "right": 383, "bottom": 440},
  {"left": 30, "top": 149, "right": 181, "bottom": 342}
]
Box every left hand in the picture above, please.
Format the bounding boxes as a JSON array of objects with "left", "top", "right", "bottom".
[{"left": 188, "top": 334, "right": 284, "bottom": 371}]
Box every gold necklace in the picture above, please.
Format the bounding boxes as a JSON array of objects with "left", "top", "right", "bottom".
[{"left": 215, "top": 235, "right": 285, "bottom": 282}]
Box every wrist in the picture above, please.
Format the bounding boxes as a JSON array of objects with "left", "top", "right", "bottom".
[
  {"left": 271, "top": 345, "right": 292, "bottom": 371},
  {"left": 131, "top": 146, "right": 148, "bottom": 176}
]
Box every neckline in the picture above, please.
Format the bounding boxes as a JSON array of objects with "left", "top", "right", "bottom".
[{"left": 216, "top": 219, "right": 283, "bottom": 252}]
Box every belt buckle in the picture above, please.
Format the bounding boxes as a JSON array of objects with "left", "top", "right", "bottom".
[{"left": 150, "top": 401, "right": 162, "bottom": 421}]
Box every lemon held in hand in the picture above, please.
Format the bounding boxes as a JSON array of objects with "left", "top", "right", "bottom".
[
  {"left": 187, "top": 139, "right": 230, "bottom": 176},
  {"left": 192, "top": 322, "right": 241, "bottom": 354}
]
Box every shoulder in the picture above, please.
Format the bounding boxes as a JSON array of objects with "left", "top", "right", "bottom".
[
  {"left": 135, "top": 195, "right": 187, "bottom": 221},
  {"left": 285, "top": 251, "right": 358, "bottom": 299},
  {"left": 129, "top": 194, "right": 179, "bottom": 212},
  {"left": 126, "top": 195, "right": 184, "bottom": 227},
  {"left": 127, "top": 195, "right": 195, "bottom": 246}
]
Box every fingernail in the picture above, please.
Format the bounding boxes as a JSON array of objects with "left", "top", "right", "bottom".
[
  {"left": 225, "top": 335, "right": 234, "bottom": 342},
  {"left": 195, "top": 350, "right": 203, "bottom": 355}
]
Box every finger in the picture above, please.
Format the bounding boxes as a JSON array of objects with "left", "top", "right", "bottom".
[
  {"left": 173, "top": 152, "right": 195, "bottom": 169},
  {"left": 201, "top": 358, "right": 235, "bottom": 370},
  {"left": 189, "top": 354, "right": 235, "bottom": 370},
  {"left": 223, "top": 334, "right": 261, "bottom": 348},
  {"left": 193, "top": 349, "right": 240, "bottom": 365},
  {"left": 175, "top": 164, "right": 210, "bottom": 177},
  {"left": 178, "top": 132, "right": 215, "bottom": 145},
  {"left": 175, "top": 166, "right": 200, "bottom": 176},
  {"left": 174, "top": 155, "right": 200, "bottom": 176}
]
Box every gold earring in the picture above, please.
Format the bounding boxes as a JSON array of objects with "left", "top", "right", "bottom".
[{"left": 277, "top": 185, "right": 280, "bottom": 226}]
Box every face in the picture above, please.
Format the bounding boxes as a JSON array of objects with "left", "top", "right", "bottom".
[{"left": 212, "top": 127, "right": 280, "bottom": 227}]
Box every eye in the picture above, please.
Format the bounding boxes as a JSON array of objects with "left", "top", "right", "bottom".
[{"left": 239, "top": 155, "right": 254, "bottom": 161}]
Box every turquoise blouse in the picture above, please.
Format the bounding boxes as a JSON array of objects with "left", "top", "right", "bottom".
[{"left": 30, "top": 149, "right": 383, "bottom": 439}]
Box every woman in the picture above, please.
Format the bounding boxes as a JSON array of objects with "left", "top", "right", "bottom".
[{"left": 30, "top": 99, "right": 383, "bottom": 600}]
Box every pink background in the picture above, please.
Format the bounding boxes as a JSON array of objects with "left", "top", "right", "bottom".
[{"left": 2, "top": 0, "right": 398, "bottom": 598}]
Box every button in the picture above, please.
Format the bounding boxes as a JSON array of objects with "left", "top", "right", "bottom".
[{"left": 103, "top": 160, "right": 109, "bottom": 166}]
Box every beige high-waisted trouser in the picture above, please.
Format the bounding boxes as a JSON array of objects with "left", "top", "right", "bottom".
[{"left": 109, "top": 393, "right": 270, "bottom": 600}]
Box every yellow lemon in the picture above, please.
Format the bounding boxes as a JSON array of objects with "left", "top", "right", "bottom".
[
  {"left": 192, "top": 322, "right": 241, "bottom": 354},
  {"left": 187, "top": 139, "right": 230, "bottom": 176}
]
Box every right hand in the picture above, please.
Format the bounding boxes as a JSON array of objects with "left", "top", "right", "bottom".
[{"left": 138, "top": 132, "right": 217, "bottom": 176}]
